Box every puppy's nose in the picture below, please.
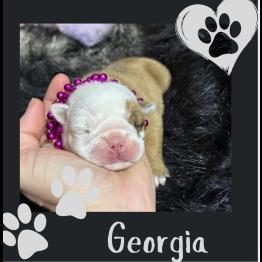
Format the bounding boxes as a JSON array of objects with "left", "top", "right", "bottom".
[
  {"left": 110, "top": 142, "right": 123, "bottom": 152},
  {"left": 105, "top": 132, "right": 126, "bottom": 154},
  {"left": 107, "top": 138, "right": 125, "bottom": 153}
]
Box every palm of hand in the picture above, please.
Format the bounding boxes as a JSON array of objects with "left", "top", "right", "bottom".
[{"left": 20, "top": 74, "right": 155, "bottom": 212}]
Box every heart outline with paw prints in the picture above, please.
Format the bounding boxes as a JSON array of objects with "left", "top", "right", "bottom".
[{"left": 175, "top": 0, "right": 258, "bottom": 74}]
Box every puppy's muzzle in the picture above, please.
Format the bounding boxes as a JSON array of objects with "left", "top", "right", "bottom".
[{"left": 90, "top": 130, "right": 141, "bottom": 170}]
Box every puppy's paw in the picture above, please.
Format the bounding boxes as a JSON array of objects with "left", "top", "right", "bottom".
[
  {"left": 164, "top": 168, "right": 170, "bottom": 178},
  {"left": 154, "top": 169, "right": 170, "bottom": 187},
  {"left": 154, "top": 175, "right": 166, "bottom": 187}
]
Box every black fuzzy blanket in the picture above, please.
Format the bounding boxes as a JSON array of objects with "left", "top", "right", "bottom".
[{"left": 20, "top": 24, "right": 231, "bottom": 212}]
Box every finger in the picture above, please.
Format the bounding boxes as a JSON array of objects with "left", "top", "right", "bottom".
[
  {"left": 43, "top": 73, "right": 70, "bottom": 113},
  {"left": 20, "top": 98, "right": 45, "bottom": 141}
]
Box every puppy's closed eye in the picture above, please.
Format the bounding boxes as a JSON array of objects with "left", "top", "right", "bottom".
[{"left": 72, "top": 127, "right": 90, "bottom": 135}]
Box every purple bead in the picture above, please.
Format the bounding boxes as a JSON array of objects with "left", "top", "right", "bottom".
[
  {"left": 64, "top": 83, "right": 74, "bottom": 92},
  {"left": 144, "top": 119, "right": 149, "bottom": 128},
  {"left": 48, "top": 128, "right": 57, "bottom": 134},
  {"left": 91, "top": 74, "right": 100, "bottom": 81},
  {"left": 47, "top": 132, "right": 55, "bottom": 140},
  {"left": 47, "top": 121, "right": 55, "bottom": 129},
  {"left": 56, "top": 125, "right": 63, "bottom": 134},
  {"left": 99, "top": 73, "right": 108, "bottom": 82},
  {"left": 47, "top": 111, "right": 54, "bottom": 120},
  {"left": 54, "top": 139, "right": 62, "bottom": 149},
  {"left": 137, "top": 97, "right": 144, "bottom": 103},
  {"left": 52, "top": 119, "right": 58, "bottom": 125},
  {"left": 62, "top": 93, "right": 69, "bottom": 101},
  {"left": 111, "top": 79, "right": 118, "bottom": 83},
  {"left": 57, "top": 92, "right": 65, "bottom": 99},
  {"left": 74, "top": 78, "right": 82, "bottom": 85}
]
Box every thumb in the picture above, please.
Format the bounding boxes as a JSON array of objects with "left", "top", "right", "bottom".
[{"left": 20, "top": 98, "right": 45, "bottom": 141}]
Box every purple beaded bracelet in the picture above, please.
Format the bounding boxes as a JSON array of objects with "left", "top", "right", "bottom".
[{"left": 46, "top": 73, "right": 149, "bottom": 149}]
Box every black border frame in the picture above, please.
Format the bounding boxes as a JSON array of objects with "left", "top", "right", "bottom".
[{"left": 3, "top": 0, "right": 258, "bottom": 261}]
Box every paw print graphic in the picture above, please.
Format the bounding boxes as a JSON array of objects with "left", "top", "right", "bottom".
[
  {"left": 51, "top": 166, "right": 100, "bottom": 219},
  {"left": 3, "top": 203, "right": 48, "bottom": 260},
  {"left": 198, "top": 13, "right": 241, "bottom": 57}
]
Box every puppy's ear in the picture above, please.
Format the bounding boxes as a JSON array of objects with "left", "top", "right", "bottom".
[
  {"left": 50, "top": 103, "right": 69, "bottom": 125},
  {"left": 140, "top": 101, "right": 156, "bottom": 115}
]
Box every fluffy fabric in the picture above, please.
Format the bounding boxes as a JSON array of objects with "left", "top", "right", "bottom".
[
  {"left": 20, "top": 24, "right": 144, "bottom": 115},
  {"left": 20, "top": 24, "right": 115, "bottom": 47},
  {"left": 142, "top": 24, "right": 231, "bottom": 212},
  {"left": 57, "top": 24, "right": 115, "bottom": 47},
  {"left": 20, "top": 24, "right": 231, "bottom": 212}
]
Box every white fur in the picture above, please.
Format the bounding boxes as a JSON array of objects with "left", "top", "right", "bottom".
[{"left": 51, "top": 82, "right": 153, "bottom": 170}]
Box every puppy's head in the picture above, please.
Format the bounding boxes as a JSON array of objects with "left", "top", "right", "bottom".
[{"left": 50, "top": 81, "right": 155, "bottom": 170}]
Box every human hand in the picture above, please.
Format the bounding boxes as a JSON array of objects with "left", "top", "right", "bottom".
[{"left": 20, "top": 74, "right": 155, "bottom": 212}]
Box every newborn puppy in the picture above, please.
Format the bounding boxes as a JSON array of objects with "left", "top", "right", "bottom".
[{"left": 51, "top": 57, "right": 171, "bottom": 186}]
